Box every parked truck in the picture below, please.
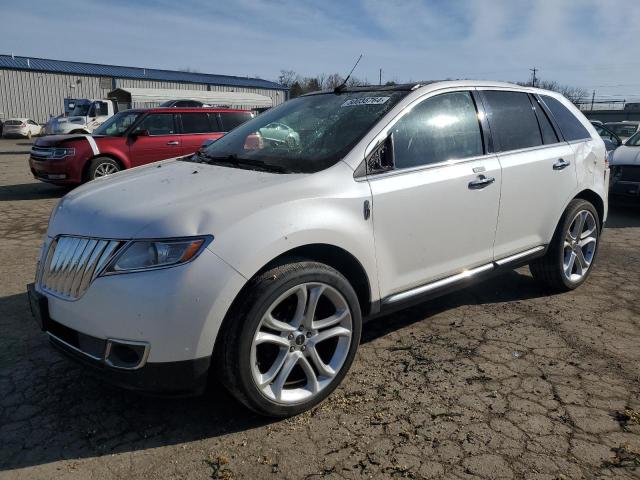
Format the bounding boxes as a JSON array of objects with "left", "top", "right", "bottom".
[{"left": 43, "top": 99, "right": 117, "bottom": 135}]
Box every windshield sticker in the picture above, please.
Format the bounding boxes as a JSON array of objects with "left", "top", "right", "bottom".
[{"left": 341, "top": 97, "right": 390, "bottom": 107}]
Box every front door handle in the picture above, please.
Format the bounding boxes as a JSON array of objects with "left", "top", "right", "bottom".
[
  {"left": 468, "top": 175, "right": 495, "bottom": 190},
  {"left": 553, "top": 158, "right": 570, "bottom": 170},
  {"left": 166, "top": 141, "right": 179, "bottom": 146}
]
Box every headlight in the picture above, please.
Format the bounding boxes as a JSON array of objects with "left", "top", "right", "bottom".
[
  {"left": 103, "top": 237, "right": 211, "bottom": 274},
  {"left": 51, "top": 147, "right": 75, "bottom": 159}
]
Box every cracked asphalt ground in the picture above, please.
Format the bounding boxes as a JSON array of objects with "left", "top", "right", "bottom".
[{"left": 0, "top": 137, "right": 639, "bottom": 480}]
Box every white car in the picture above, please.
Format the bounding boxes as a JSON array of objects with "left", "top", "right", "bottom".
[
  {"left": 3, "top": 118, "right": 42, "bottom": 138},
  {"left": 28, "top": 81, "right": 608, "bottom": 417}
]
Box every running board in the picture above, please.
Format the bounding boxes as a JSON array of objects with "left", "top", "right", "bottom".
[{"left": 382, "top": 245, "right": 545, "bottom": 306}]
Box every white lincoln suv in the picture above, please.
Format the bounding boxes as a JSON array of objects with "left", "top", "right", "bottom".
[{"left": 28, "top": 81, "right": 608, "bottom": 417}]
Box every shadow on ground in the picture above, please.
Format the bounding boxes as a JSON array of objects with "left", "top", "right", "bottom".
[
  {"left": 0, "top": 183, "right": 70, "bottom": 201},
  {"left": 0, "top": 270, "right": 548, "bottom": 471}
]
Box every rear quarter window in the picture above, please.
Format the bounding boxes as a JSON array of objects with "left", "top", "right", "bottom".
[
  {"left": 219, "top": 111, "right": 252, "bottom": 131},
  {"left": 540, "top": 95, "right": 590, "bottom": 142}
]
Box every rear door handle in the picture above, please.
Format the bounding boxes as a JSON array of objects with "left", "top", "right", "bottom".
[
  {"left": 166, "top": 141, "right": 180, "bottom": 146},
  {"left": 553, "top": 158, "right": 570, "bottom": 170},
  {"left": 468, "top": 175, "right": 495, "bottom": 190}
]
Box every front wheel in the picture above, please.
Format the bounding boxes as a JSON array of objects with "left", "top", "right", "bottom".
[
  {"left": 87, "top": 157, "right": 121, "bottom": 181},
  {"left": 215, "top": 261, "right": 362, "bottom": 417},
  {"left": 530, "top": 199, "right": 600, "bottom": 291}
]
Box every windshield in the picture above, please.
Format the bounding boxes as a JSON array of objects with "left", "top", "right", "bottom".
[
  {"left": 93, "top": 111, "right": 141, "bottom": 136},
  {"left": 194, "top": 90, "right": 408, "bottom": 173},
  {"left": 606, "top": 123, "right": 638, "bottom": 138},
  {"left": 70, "top": 103, "right": 91, "bottom": 116},
  {"left": 626, "top": 131, "right": 640, "bottom": 146}
]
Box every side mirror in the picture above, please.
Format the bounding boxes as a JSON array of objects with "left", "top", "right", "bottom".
[{"left": 366, "top": 133, "right": 395, "bottom": 174}]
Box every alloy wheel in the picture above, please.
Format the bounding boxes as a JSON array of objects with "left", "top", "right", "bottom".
[
  {"left": 94, "top": 163, "right": 119, "bottom": 178},
  {"left": 250, "top": 282, "right": 352, "bottom": 405},
  {"left": 563, "top": 209, "right": 597, "bottom": 282}
]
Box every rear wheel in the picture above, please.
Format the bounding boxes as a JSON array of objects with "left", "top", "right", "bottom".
[
  {"left": 215, "top": 261, "right": 362, "bottom": 417},
  {"left": 530, "top": 199, "right": 600, "bottom": 291},
  {"left": 87, "top": 157, "right": 121, "bottom": 181}
]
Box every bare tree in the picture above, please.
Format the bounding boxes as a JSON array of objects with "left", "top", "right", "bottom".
[
  {"left": 518, "top": 79, "right": 588, "bottom": 104},
  {"left": 278, "top": 70, "right": 299, "bottom": 88}
]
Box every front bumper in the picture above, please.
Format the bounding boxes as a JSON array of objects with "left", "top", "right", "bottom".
[
  {"left": 29, "top": 156, "right": 84, "bottom": 184},
  {"left": 29, "top": 245, "right": 247, "bottom": 393},
  {"left": 610, "top": 179, "right": 640, "bottom": 205}
]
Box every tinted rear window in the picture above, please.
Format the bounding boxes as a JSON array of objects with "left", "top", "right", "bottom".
[
  {"left": 5, "top": 120, "right": 22, "bottom": 125},
  {"left": 482, "top": 91, "right": 542, "bottom": 151},
  {"left": 181, "top": 113, "right": 212, "bottom": 133},
  {"left": 541, "top": 95, "right": 590, "bottom": 141},
  {"left": 219, "top": 111, "right": 252, "bottom": 131}
]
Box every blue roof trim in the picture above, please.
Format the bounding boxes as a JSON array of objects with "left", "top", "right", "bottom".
[{"left": 0, "top": 55, "right": 287, "bottom": 91}]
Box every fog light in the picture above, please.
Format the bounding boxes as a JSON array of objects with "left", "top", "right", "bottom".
[{"left": 105, "top": 339, "right": 149, "bottom": 370}]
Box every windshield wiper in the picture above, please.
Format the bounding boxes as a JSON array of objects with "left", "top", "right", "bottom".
[{"left": 189, "top": 151, "right": 289, "bottom": 173}]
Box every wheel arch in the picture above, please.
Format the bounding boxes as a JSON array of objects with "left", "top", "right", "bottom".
[
  {"left": 82, "top": 153, "right": 127, "bottom": 181},
  {"left": 573, "top": 189, "right": 605, "bottom": 227},
  {"left": 256, "top": 243, "right": 373, "bottom": 317},
  {"left": 222, "top": 243, "right": 374, "bottom": 329}
]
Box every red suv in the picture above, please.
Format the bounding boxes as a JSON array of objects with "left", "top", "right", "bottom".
[{"left": 29, "top": 108, "right": 253, "bottom": 184}]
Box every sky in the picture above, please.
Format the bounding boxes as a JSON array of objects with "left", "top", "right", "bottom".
[{"left": 2, "top": 0, "right": 640, "bottom": 102}]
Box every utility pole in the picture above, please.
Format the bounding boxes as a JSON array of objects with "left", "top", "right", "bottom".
[
  {"left": 591, "top": 90, "right": 596, "bottom": 111},
  {"left": 529, "top": 67, "right": 538, "bottom": 87},
  {"left": 379, "top": 68, "right": 382, "bottom": 86}
]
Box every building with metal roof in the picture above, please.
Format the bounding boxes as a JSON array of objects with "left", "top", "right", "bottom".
[{"left": 0, "top": 54, "right": 287, "bottom": 123}]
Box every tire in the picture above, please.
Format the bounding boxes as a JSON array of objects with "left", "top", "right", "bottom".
[
  {"left": 215, "top": 260, "right": 362, "bottom": 417},
  {"left": 529, "top": 199, "right": 600, "bottom": 292},
  {"left": 285, "top": 136, "right": 296, "bottom": 148},
  {"left": 86, "top": 157, "right": 121, "bottom": 181}
]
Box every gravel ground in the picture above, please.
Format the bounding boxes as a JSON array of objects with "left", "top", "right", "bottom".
[{"left": 0, "top": 138, "right": 639, "bottom": 479}]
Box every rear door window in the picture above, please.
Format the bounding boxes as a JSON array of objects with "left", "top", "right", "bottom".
[
  {"left": 540, "top": 95, "right": 590, "bottom": 141},
  {"left": 180, "top": 113, "right": 212, "bottom": 134},
  {"left": 133, "top": 114, "right": 176, "bottom": 135},
  {"left": 481, "top": 91, "right": 542, "bottom": 152},
  {"left": 392, "top": 91, "right": 484, "bottom": 169},
  {"left": 219, "top": 111, "right": 252, "bottom": 131}
]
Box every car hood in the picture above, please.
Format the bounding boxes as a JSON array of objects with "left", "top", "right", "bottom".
[
  {"left": 48, "top": 159, "right": 308, "bottom": 239},
  {"left": 611, "top": 145, "right": 640, "bottom": 166},
  {"left": 34, "top": 134, "right": 89, "bottom": 147}
]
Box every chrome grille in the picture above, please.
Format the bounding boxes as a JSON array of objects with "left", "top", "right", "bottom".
[
  {"left": 30, "top": 146, "right": 55, "bottom": 160},
  {"left": 38, "top": 236, "right": 122, "bottom": 300}
]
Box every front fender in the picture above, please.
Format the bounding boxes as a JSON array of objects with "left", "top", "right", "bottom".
[{"left": 207, "top": 190, "right": 380, "bottom": 303}]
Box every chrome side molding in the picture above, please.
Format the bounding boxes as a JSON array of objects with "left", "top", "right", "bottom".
[
  {"left": 382, "top": 245, "right": 545, "bottom": 305},
  {"left": 494, "top": 246, "right": 545, "bottom": 266},
  {"left": 384, "top": 263, "right": 494, "bottom": 305}
]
